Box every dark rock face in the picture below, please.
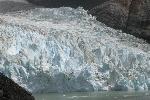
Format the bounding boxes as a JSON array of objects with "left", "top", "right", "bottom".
[
  {"left": 89, "top": 0, "right": 150, "bottom": 42},
  {"left": 26, "top": 0, "right": 108, "bottom": 10},
  {"left": 126, "top": 0, "right": 150, "bottom": 42},
  {"left": 89, "top": 0, "right": 132, "bottom": 29},
  {"left": 0, "top": 74, "right": 35, "bottom": 100}
]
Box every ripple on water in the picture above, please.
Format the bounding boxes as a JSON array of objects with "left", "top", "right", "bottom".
[{"left": 34, "top": 91, "right": 150, "bottom": 100}]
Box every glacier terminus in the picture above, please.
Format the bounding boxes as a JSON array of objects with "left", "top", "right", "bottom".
[{"left": 0, "top": 7, "right": 150, "bottom": 93}]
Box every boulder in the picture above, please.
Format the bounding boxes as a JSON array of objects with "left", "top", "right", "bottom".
[{"left": 0, "top": 74, "right": 35, "bottom": 100}]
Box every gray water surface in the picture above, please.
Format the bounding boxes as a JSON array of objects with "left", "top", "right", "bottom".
[{"left": 34, "top": 91, "right": 150, "bottom": 100}]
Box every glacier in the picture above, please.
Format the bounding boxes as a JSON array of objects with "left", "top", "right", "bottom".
[{"left": 0, "top": 7, "right": 150, "bottom": 93}]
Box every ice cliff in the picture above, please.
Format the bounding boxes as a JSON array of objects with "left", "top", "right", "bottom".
[{"left": 0, "top": 7, "right": 150, "bottom": 93}]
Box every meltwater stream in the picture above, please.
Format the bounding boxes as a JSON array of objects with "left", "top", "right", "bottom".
[{"left": 34, "top": 92, "right": 150, "bottom": 100}]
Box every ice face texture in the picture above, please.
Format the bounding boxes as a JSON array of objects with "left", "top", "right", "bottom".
[{"left": 0, "top": 7, "right": 150, "bottom": 93}]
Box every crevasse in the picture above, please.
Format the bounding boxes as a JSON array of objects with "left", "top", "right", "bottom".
[{"left": 0, "top": 7, "right": 150, "bottom": 93}]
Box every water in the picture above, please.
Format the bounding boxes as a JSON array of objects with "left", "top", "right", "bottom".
[{"left": 34, "top": 91, "right": 150, "bottom": 100}]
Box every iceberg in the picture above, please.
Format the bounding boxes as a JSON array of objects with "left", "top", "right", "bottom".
[{"left": 0, "top": 7, "right": 150, "bottom": 93}]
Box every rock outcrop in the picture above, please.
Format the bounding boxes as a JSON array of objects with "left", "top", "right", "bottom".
[
  {"left": 126, "top": 0, "right": 150, "bottom": 42},
  {"left": 89, "top": 0, "right": 132, "bottom": 29},
  {"left": 26, "top": 0, "right": 108, "bottom": 9},
  {"left": 0, "top": 73, "right": 34, "bottom": 100},
  {"left": 89, "top": 0, "right": 150, "bottom": 42}
]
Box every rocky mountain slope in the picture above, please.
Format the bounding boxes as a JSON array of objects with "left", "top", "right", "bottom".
[
  {"left": 0, "top": 7, "right": 150, "bottom": 93},
  {"left": 0, "top": 73, "right": 34, "bottom": 100},
  {"left": 89, "top": 0, "right": 131, "bottom": 30},
  {"left": 126, "top": 0, "right": 150, "bottom": 42},
  {"left": 89, "top": 0, "right": 150, "bottom": 42},
  {"left": 26, "top": 0, "right": 108, "bottom": 9}
]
